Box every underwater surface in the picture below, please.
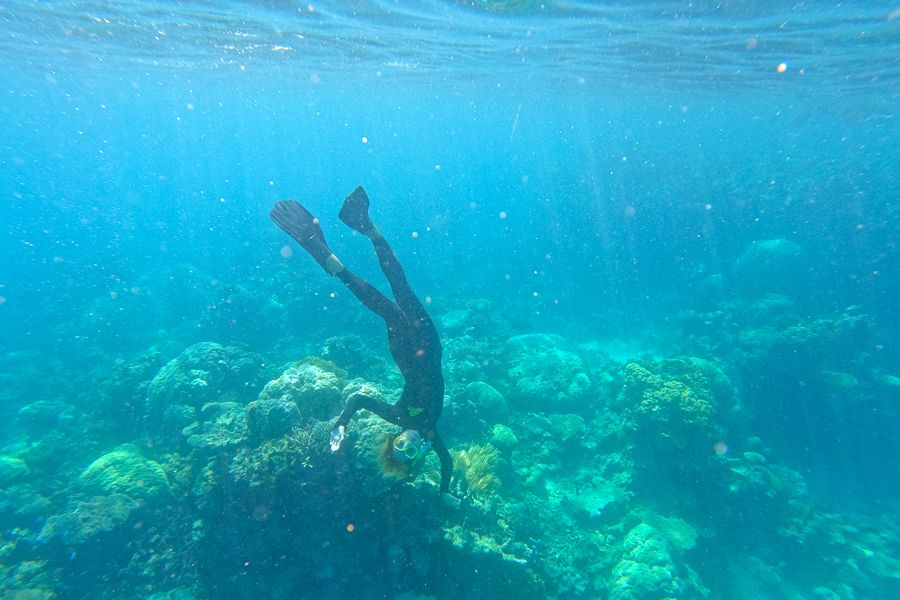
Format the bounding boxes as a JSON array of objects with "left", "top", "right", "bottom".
[{"left": 1, "top": 1, "right": 899, "bottom": 598}]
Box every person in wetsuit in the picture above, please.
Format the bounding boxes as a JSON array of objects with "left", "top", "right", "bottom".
[{"left": 270, "top": 186, "right": 458, "bottom": 507}]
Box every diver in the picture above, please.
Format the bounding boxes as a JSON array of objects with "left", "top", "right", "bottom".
[{"left": 270, "top": 186, "right": 458, "bottom": 507}]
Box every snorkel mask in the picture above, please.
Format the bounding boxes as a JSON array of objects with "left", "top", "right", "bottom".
[{"left": 392, "top": 430, "right": 431, "bottom": 463}]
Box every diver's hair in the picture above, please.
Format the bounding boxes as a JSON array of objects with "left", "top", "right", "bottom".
[{"left": 378, "top": 433, "right": 413, "bottom": 481}]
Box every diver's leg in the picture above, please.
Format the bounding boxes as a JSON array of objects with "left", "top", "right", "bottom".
[
  {"left": 339, "top": 187, "right": 432, "bottom": 324},
  {"left": 335, "top": 268, "right": 406, "bottom": 326}
]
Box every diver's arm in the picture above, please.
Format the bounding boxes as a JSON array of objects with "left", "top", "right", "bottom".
[
  {"left": 336, "top": 393, "right": 401, "bottom": 429},
  {"left": 331, "top": 393, "right": 402, "bottom": 452}
]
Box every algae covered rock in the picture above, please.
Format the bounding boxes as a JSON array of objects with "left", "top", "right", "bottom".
[
  {"left": 246, "top": 397, "right": 302, "bottom": 441},
  {"left": 147, "top": 342, "right": 266, "bottom": 418},
  {"left": 39, "top": 493, "right": 140, "bottom": 545},
  {"left": 79, "top": 443, "right": 170, "bottom": 501},
  {"left": 184, "top": 402, "right": 247, "bottom": 450},
  {"left": 505, "top": 334, "right": 593, "bottom": 414},
  {"left": 0, "top": 455, "right": 30, "bottom": 485},
  {"left": 257, "top": 360, "right": 344, "bottom": 422}
]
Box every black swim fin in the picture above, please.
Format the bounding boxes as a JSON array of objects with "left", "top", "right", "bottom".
[
  {"left": 339, "top": 186, "right": 376, "bottom": 235},
  {"left": 270, "top": 200, "right": 334, "bottom": 268}
]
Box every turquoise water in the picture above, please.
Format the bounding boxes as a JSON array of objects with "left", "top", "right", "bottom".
[{"left": 1, "top": 2, "right": 899, "bottom": 599}]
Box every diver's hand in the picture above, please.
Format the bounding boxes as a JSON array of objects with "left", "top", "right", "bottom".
[
  {"left": 442, "top": 492, "right": 461, "bottom": 509},
  {"left": 329, "top": 425, "right": 346, "bottom": 452}
]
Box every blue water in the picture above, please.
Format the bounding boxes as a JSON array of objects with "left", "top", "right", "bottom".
[{"left": 1, "top": 2, "right": 899, "bottom": 599}]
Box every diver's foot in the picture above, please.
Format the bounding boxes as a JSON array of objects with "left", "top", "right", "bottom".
[
  {"left": 270, "top": 200, "right": 337, "bottom": 272},
  {"left": 339, "top": 186, "right": 378, "bottom": 237}
]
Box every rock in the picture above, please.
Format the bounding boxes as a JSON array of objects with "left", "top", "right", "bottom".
[
  {"left": 733, "top": 238, "right": 807, "bottom": 298},
  {"left": 16, "top": 400, "right": 76, "bottom": 435},
  {"left": 505, "top": 334, "right": 593, "bottom": 414},
  {"left": 465, "top": 381, "right": 510, "bottom": 424}
]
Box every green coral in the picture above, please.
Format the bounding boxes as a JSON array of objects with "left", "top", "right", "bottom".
[
  {"left": 620, "top": 358, "right": 731, "bottom": 467},
  {"left": 609, "top": 524, "right": 679, "bottom": 600},
  {"left": 79, "top": 444, "right": 170, "bottom": 501}
]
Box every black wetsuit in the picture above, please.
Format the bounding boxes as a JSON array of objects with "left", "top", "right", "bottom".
[{"left": 333, "top": 235, "right": 453, "bottom": 494}]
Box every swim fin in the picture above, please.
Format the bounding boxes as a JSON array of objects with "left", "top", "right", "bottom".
[
  {"left": 339, "top": 186, "right": 376, "bottom": 236},
  {"left": 270, "top": 200, "right": 334, "bottom": 269}
]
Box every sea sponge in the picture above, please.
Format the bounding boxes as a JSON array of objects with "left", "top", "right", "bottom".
[{"left": 79, "top": 443, "right": 170, "bottom": 502}]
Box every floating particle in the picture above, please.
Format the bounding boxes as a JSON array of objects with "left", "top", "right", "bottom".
[{"left": 777, "top": 63, "right": 787, "bottom": 73}]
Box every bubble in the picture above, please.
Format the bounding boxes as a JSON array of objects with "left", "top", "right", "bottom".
[
  {"left": 498, "top": 211, "right": 507, "bottom": 219},
  {"left": 361, "top": 136, "right": 368, "bottom": 144}
]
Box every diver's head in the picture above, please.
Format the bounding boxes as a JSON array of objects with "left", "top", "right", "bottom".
[{"left": 392, "top": 429, "right": 426, "bottom": 464}]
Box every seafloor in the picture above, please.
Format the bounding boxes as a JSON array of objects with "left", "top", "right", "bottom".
[{"left": 1, "top": 236, "right": 899, "bottom": 600}]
